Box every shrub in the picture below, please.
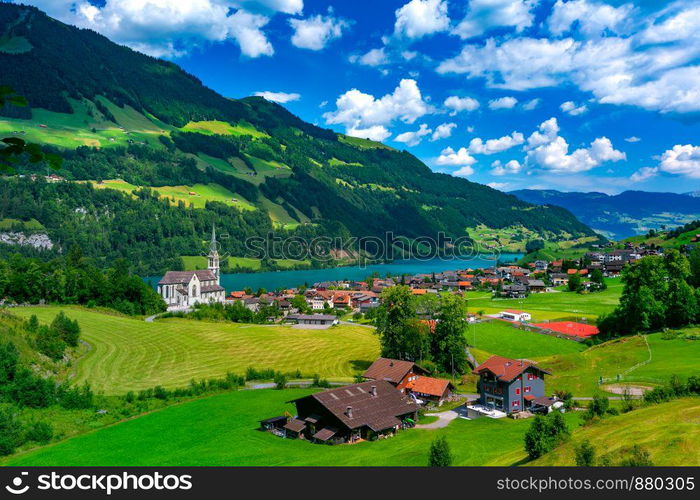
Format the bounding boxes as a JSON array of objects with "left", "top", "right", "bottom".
[
  {"left": 574, "top": 440, "right": 596, "bottom": 466},
  {"left": 618, "top": 445, "right": 654, "bottom": 466},
  {"left": 274, "top": 372, "right": 287, "bottom": 390},
  {"left": 524, "top": 412, "right": 569, "bottom": 460},
  {"left": 25, "top": 421, "right": 54, "bottom": 444},
  {"left": 428, "top": 436, "right": 453, "bottom": 467}
]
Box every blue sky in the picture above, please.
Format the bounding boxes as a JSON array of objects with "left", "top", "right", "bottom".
[{"left": 23, "top": 0, "right": 700, "bottom": 194}]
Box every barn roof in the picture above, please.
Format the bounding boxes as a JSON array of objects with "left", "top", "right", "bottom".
[
  {"left": 363, "top": 358, "right": 427, "bottom": 384},
  {"left": 289, "top": 380, "right": 418, "bottom": 432}
]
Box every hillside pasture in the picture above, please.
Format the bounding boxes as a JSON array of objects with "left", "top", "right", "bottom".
[
  {"left": 10, "top": 307, "right": 380, "bottom": 394},
  {"left": 2, "top": 389, "right": 580, "bottom": 466}
]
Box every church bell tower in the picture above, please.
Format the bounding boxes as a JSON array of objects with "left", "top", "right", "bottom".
[{"left": 208, "top": 224, "right": 220, "bottom": 284}]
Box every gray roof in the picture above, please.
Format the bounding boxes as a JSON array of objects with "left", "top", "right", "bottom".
[{"left": 158, "top": 269, "right": 217, "bottom": 285}]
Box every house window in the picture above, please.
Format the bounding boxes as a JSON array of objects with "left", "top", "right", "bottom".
[
  {"left": 525, "top": 386, "right": 531, "bottom": 393},
  {"left": 512, "top": 400, "right": 520, "bottom": 407},
  {"left": 515, "top": 388, "right": 520, "bottom": 395}
]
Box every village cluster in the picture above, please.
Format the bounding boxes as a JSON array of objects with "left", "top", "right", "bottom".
[{"left": 259, "top": 355, "right": 561, "bottom": 445}]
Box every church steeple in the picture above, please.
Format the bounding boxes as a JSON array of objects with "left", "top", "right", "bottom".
[{"left": 208, "top": 224, "right": 220, "bottom": 284}]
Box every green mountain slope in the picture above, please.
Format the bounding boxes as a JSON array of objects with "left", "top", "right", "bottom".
[{"left": 0, "top": 4, "right": 598, "bottom": 274}]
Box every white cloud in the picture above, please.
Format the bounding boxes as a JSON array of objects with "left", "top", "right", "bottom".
[
  {"left": 525, "top": 117, "right": 625, "bottom": 173},
  {"left": 351, "top": 47, "right": 389, "bottom": 67},
  {"left": 630, "top": 167, "right": 658, "bottom": 182},
  {"left": 453, "top": 0, "right": 539, "bottom": 39},
  {"left": 254, "top": 91, "right": 301, "bottom": 103},
  {"left": 394, "top": 123, "right": 432, "bottom": 146},
  {"left": 437, "top": 5, "right": 700, "bottom": 114},
  {"left": 624, "top": 136, "right": 641, "bottom": 143},
  {"left": 454, "top": 166, "right": 475, "bottom": 177},
  {"left": 560, "top": 100, "right": 588, "bottom": 115},
  {"left": 549, "top": 0, "right": 634, "bottom": 38},
  {"left": 488, "top": 96, "right": 518, "bottom": 110},
  {"left": 431, "top": 122, "right": 457, "bottom": 141},
  {"left": 323, "top": 79, "right": 434, "bottom": 138},
  {"left": 469, "top": 131, "right": 524, "bottom": 155},
  {"left": 658, "top": 144, "right": 700, "bottom": 178},
  {"left": 444, "top": 96, "right": 480, "bottom": 115},
  {"left": 641, "top": 5, "right": 700, "bottom": 44},
  {"left": 490, "top": 159, "right": 522, "bottom": 176},
  {"left": 30, "top": 0, "right": 281, "bottom": 58},
  {"left": 347, "top": 126, "right": 391, "bottom": 142},
  {"left": 487, "top": 181, "right": 509, "bottom": 190},
  {"left": 436, "top": 146, "right": 476, "bottom": 167},
  {"left": 394, "top": 0, "right": 450, "bottom": 39},
  {"left": 289, "top": 12, "right": 349, "bottom": 50},
  {"left": 522, "top": 98, "right": 541, "bottom": 110}
]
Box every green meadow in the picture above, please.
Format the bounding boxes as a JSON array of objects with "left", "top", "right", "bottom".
[
  {"left": 11, "top": 307, "right": 379, "bottom": 394},
  {"left": 1, "top": 389, "right": 580, "bottom": 467},
  {"left": 180, "top": 256, "right": 311, "bottom": 272}
]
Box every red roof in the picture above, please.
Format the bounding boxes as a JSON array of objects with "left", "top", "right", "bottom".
[
  {"left": 473, "top": 355, "right": 550, "bottom": 382},
  {"left": 405, "top": 376, "right": 454, "bottom": 398},
  {"left": 567, "top": 269, "right": 578, "bottom": 275},
  {"left": 533, "top": 321, "right": 599, "bottom": 338}
]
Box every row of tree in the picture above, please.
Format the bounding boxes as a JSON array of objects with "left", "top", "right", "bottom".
[
  {"left": 375, "top": 286, "right": 468, "bottom": 375},
  {"left": 0, "top": 250, "right": 165, "bottom": 315},
  {"left": 598, "top": 249, "right": 700, "bottom": 336}
]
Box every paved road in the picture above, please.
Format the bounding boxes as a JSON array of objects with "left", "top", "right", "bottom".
[{"left": 416, "top": 410, "right": 460, "bottom": 429}]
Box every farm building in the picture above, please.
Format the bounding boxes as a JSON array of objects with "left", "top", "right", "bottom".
[
  {"left": 285, "top": 314, "right": 338, "bottom": 327},
  {"left": 500, "top": 310, "right": 532, "bottom": 322},
  {"left": 363, "top": 358, "right": 428, "bottom": 387},
  {"left": 404, "top": 376, "right": 455, "bottom": 406},
  {"left": 472, "top": 355, "right": 551, "bottom": 415},
  {"left": 283, "top": 381, "right": 419, "bottom": 444}
]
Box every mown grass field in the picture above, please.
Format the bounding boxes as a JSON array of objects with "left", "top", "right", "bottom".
[
  {"left": 10, "top": 307, "right": 379, "bottom": 394},
  {"left": 530, "top": 398, "right": 700, "bottom": 466},
  {"left": 1, "top": 389, "right": 580, "bottom": 466},
  {"left": 180, "top": 120, "right": 268, "bottom": 138},
  {"left": 465, "top": 320, "right": 587, "bottom": 360},
  {"left": 538, "top": 333, "right": 700, "bottom": 395},
  {"left": 464, "top": 279, "right": 623, "bottom": 321}
]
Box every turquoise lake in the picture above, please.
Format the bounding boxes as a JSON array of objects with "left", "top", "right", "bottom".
[{"left": 146, "top": 255, "right": 522, "bottom": 292}]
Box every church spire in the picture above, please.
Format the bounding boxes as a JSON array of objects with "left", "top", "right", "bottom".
[{"left": 208, "top": 224, "right": 220, "bottom": 284}]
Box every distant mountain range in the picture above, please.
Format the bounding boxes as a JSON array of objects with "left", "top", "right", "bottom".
[{"left": 510, "top": 189, "right": 700, "bottom": 240}]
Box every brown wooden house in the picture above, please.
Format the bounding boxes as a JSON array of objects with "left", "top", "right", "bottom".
[
  {"left": 286, "top": 381, "right": 419, "bottom": 444},
  {"left": 363, "top": 358, "right": 428, "bottom": 388}
]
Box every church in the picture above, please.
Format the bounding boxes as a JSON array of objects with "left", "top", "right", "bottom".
[{"left": 157, "top": 226, "right": 226, "bottom": 310}]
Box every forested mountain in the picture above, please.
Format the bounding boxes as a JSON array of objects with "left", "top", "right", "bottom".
[
  {"left": 0, "top": 4, "right": 596, "bottom": 275},
  {"left": 511, "top": 189, "right": 700, "bottom": 240}
]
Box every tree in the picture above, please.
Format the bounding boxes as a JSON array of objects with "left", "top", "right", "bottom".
[
  {"left": 50, "top": 312, "right": 81, "bottom": 347},
  {"left": 35, "top": 325, "right": 66, "bottom": 361},
  {"left": 428, "top": 436, "right": 453, "bottom": 466},
  {"left": 574, "top": 440, "right": 596, "bottom": 466},
  {"left": 432, "top": 294, "right": 468, "bottom": 375},
  {"left": 273, "top": 371, "right": 287, "bottom": 390},
  {"left": 568, "top": 272, "right": 582, "bottom": 292},
  {"left": 526, "top": 239, "right": 545, "bottom": 254},
  {"left": 0, "top": 341, "right": 19, "bottom": 383},
  {"left": 0, "top": 404, "right": 23, "bottom": 456},
  {"left": 590, "top": 269, "right": 606, "bottom": 291},
  {"left": 524, "top": 415, "right": 551, "bottom": 459},
  {"left": 586, "top": 393, "right": 609, "bottom": 419},
  {"left": 375, "top": 286, "right": 416, "bottom": 359}
]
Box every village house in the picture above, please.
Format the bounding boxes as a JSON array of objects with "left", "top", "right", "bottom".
[
  {"left": 363, "top": 358, "right": 428, "bottom": 388},
  {"left": 281, "top": 381, "right": 419, "bottom": 444},
  {"left": 550, "top": 273, "right": 569, "bottom": 287},
  {"left": 404, "top": 377, "right": 456, "bottom": 406},
  {"left": 285, "top": 313, "right": 338, "bottom": 327},
  {"left": 472, "top": 355, "right": 552, "bottom": 414},
  {"left": 499, "top": 310, "right": 531, "bottom": 322},
  {"left": 526, "top": 279, "right": 547, "bottom": 293},
  {"left": 500, "top": 283, "right": 527, "bottom": 298},
  {"left": 157, "top": 226, "right": 225, "bottom": 310}
]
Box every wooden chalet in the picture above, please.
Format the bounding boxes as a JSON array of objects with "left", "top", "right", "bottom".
[{"left": 285, "top": 381, "right": 419, "bottom": 444}]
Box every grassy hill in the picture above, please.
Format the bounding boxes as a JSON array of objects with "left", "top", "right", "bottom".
[
  {"left": 531, "top": 398, "right": 700, "bottom": 466},
  {"left": 11, "top": 306, "right": 379, "bottom": 394},
  {"left": 0, "top": 3, "right": 598, "bottom": 276},
  {"left": 2, "top": 388, "right": 580, "bottom": 466}
]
